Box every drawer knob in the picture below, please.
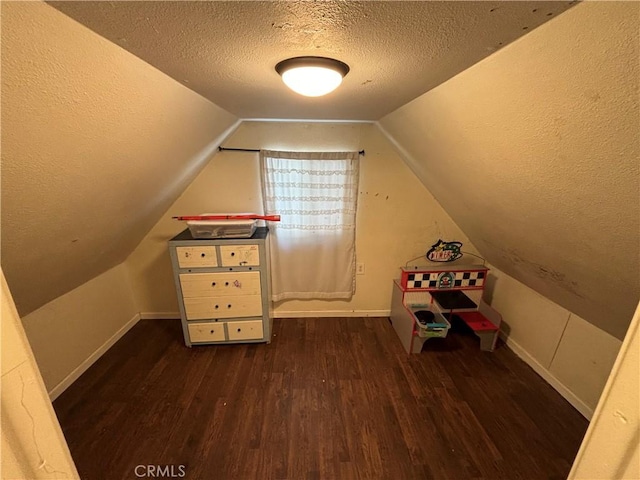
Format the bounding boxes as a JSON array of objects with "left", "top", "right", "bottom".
[
  {"left": 201, "top": 253, "right": 206, "bottom": 257},
  {"left": 231, "top": 252, "right": 235, "bottom": 257},
  {"left": 227, "top": 304, "right": 232, "bottom": 308},
  {"left": 215, "top": 305, "right": 219, "bottom": 309},
  {"left": 210, "top": 329, "right": 215, "bottom": 333},
  {"left": 225, "top": 282, "right": 229, "bottom": 286},
  {"left": 211, "top": 282, "right": 216, "bottom": 286},
  {"left": 237, "top": 328, "right": 241, "bottom": 332}
]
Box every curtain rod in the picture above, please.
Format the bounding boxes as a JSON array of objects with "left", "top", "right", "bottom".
[{"left": 218, "top": 146, "right": 365, "bottom": 156}]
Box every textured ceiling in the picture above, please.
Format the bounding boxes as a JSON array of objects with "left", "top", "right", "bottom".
[
  {"left": 48, "top": 1, "right": 575, "bottom": 120},
  {"left": 379, "top": 1, "right": 640, "bottom": 340},
  {"left": 1, "top": 2, "right": 239, "bottom": 316}
]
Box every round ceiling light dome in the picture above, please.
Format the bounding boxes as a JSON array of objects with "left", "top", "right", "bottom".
[{"left": 275, "top": 56, "right": 350, "bottom": 97}]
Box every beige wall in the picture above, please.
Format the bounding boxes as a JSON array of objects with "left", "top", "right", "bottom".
[
  {"left": 125, "top": 121, "right": 480, "bottom": 316},
  {"left": 549, "top": 313, "right": 623, "bottom": 411},
  {"left": 126, "top": 119, "right": 617, "bottom": 416},
  {"left": 21, "top": 264, "right": 138, "bottom": 396},
  {"left": 0, "top": 2, "right": 238, "bottom": 316},
  {"left": 378, "top": 1, "right": 639, "bottom": 341},
  {"left": 3, "top": 2, "right": 633, "bottom": 441},
  {"left": 1, "top": 270, "right": 79, "bottom": 479},
  {"left": 487, "top": 265, "right": 621, "bottom": 418},
  {"left": 569, "top": 302, "right": 639, "bottom": 479}
]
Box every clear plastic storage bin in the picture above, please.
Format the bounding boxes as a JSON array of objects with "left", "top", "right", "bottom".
[
  {"left": 187, "top": 217, "right": 257, "bottom": 239},
  {"left": 410, "top": 306, "right": 451, "bottom": 339}
]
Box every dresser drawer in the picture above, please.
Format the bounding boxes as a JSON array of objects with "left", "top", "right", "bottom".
[
  {"left": 176, "top": 246, "right": 218, "bottom": 268},
  {"left": 169, "top": 227, "right": 272, "bottom": 347},
  {"left": 187, "top": 323, "right": 226, "bottom": 343},
  {"left": 219, "top": 245, "right": 260, "bottom": 267},
  {"left": 183, "top": 294, "right": 262, "bottom": 320},
  {"left": 227, "top": 320, "right": 264, "bottom": 341},
  {"left": 179, "top": 271, "right": 261, "bottom": 298}
]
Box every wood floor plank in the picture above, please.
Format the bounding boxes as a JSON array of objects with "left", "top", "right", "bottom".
[{"left": 54, "top": 318, "right": 588, "bottom": 479}]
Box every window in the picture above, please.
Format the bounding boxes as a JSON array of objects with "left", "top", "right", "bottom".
[{"left": 260, "top": 150, "right": 360, "bottom": 301}]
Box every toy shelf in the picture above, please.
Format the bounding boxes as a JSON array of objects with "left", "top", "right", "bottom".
[{"left": 390, "top": 265, "right": 502, "bottom": 354}]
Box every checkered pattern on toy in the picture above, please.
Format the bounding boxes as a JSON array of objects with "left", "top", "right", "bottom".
[{"left": 405, "top": 271, "right": 485, "bottom": 289}]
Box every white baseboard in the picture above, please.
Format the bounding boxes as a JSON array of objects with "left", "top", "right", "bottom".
[
  {"left": 46, "top": 310, "right": 591, "bottom": 421},
  {"left": 273, "top": 310, "right": 391, "bottom": 318},
  {"left": 48, "top": 313, "right": 141, "bottom": 401},
  {"left": 140, "top": 312, "right": 181, "bottom": 320},
  {"left": 139, "top": 310, "right": 390, "bottom": 320},
  {"left": 500, "top": 332, "right": 593, "bottom": 419}
]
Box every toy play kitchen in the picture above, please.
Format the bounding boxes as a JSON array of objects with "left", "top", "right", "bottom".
[{"left": 390, "top": 240, "right": 502, "bottom": 354}]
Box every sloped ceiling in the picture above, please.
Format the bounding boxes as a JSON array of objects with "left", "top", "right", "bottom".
[
  {"left": 379, "top": 1, "right": 639, "bottom": 340},
  {"left": 1, "top": 0, "right": 577, "bottom": 317},
  {"left": 0, "top": 2, "right": 238, "bottom": 316},
  {"left": 2, "top": 0, "right": 636, "bottom": 346},
  {"left": 47, "top": 0, "right": 575, "bottom": 120}
]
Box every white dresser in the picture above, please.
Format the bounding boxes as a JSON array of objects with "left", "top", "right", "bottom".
[{"left": 168, "top": 227, "right": 272, "bottom": 346}]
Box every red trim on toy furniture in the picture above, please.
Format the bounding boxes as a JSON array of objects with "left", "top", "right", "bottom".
[
  {"left": 401, "top": 302, "right": 419, "bottom": 353},
  {"left": 401, "top": 267, "right": 488, "bottom": 275},
  {"left": 173, "top": 214, "right": 281, "bottom": 222},
  {"left": 454, "top": 311, "right": 499, "bottom": 332}
]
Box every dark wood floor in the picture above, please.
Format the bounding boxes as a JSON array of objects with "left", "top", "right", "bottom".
[{"left": 54, "top": 318, "right": 588, "bottom": 480}]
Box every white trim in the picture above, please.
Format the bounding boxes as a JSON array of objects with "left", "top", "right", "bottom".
[
  {"left": 500, "top": 332, "right": 593, "bottom": 419},
  {"left": 48, "top": 313, "right": 141, "bottom": 401},
  {"left": 568, "top": 302, "right": 640, "bottom": 479},
  {"left": 140, "top": 312, "right": 181, "bottom": 320},
  {"left": 241, "top": 118, "right": 375, "bottom": 124},
  {"left": 139, "top": 309, "right": 390, "bottom": 319},
  {"left": 375, "top": 122, "right": 426, "bottom": 182},
  {"left": 273, "top": 310, "right": 390, "bottom": 318}
]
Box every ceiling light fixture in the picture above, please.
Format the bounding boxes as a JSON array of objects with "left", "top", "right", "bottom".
[{"left": 275, "top": 56, "right": 350, "bottom": 97}]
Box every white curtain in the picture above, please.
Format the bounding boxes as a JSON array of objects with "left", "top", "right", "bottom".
[{"left": 260, "top": 150, "right": 360, "bottom": 301}]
